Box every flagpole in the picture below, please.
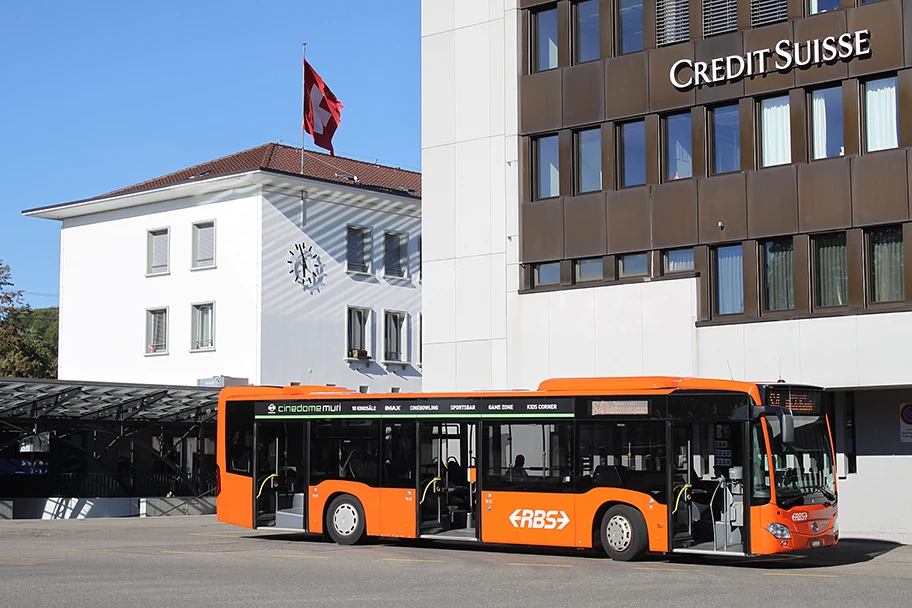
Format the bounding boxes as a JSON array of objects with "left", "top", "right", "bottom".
[{"left": 301, "top": 42, "right": 307, "bottom": 177}]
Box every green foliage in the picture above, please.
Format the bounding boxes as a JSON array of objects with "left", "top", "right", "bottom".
[{"left": 0, "top": 259, "right": 58, "bottom": 378}]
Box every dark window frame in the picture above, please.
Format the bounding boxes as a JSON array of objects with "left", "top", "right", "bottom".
[
  {"left": 757, "top": 94, "right": 791, "bottom": 169},
  {"left": 662, "top": 111, "right": 693, "bottom": 183},
  {"left": 534, "top": 133, "right": 561, "bottom": 200},
  {"left": 574, "top": 127, "right": 602, "bottom": 194},
  {"left": 760, "top": 237, "right": 796, "bottom": 314},
  {"left": 531, "top": 5, "right": 560, "bottom": 73},
  {"left": 861, "top": 74, "right": 900, "bottom": 155},
  {"left": 572, "top": 0, "right": 601, "bottom": 65},
  {"left": 618, "top": 253, "right": 649, "bottom": 278},
  {"left": 712, "top": 243, "right": 745, "bottom": 317},
  {"left": 812, "top": 232, "right": 849, "bottom": 310},
  {"left": 807, "top": 85, "right": 845, "bottom": 162},
  {"left": 617, "top": 119, "right": 647, "bottom": 188},
  {"left": 663, "top": 248, "right": 695, "bottom": 274},
  {"left": 865, "top": 225, "right": 905, "bottom": 305},
  {"left": 710, "top": 103, "right": 741, "bottom": 176},
  {"left": 575, "top": 257, "right": 604, "bottom": 282},
  {"left": 534, "top": 262, "right": 562, "bottom": 287}
]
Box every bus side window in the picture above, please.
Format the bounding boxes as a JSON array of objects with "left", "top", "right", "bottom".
[
  {"left": 750, "top": 422, "right": 771, "bottom": 506},
  {"left": 225, "top": 401, "right": 254, "bottom": 476}
]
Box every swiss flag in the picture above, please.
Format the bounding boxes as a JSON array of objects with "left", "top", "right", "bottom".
[{"left": 303, "top": 60, "right": 343, "bottom": 155}]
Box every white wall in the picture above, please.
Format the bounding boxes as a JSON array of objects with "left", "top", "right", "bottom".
[
  {"left": 259, "top": 190, "right": 422, "bottom": 391},
  {"left": 58, "top": 188, "right": 261, "bottom": 384}
]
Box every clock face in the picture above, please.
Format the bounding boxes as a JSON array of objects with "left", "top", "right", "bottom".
[{"left": 287, "top": 242, "right": 323, "bottom": 291}]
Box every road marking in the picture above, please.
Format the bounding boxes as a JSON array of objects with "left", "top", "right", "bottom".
[
  {"left": 384, "top": 558, "right": 445, "bottom": 563},
  {"left": 270, "top": 554, "right": 330, "bottom": 559},
  {"left": 763, "top": 572, "right": 838, "bottom": 578},
  {"left": 634, "top": 567, "right": 701, "bottom": 572},
  {"left": 188, "top": 532, "right": 245, "bottom": 538},
  {"left": 508, "top": 563, "right": 571, "bottom": 568},
  {"left": 0, "top": 557, "right": 64, "bottom": 564},
  {"left": 161, "top": 551, "right": 221, "bottom": 555},
  {"left": 53, "top": 548, "right": 80, "bottom": 552}
]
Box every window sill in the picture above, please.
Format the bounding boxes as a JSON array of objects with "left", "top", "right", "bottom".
[
  {"left": 190, "top": 265, "right": 217, "bottom": 272},
  {"left": 145, "top": 351, "right": 169, "bottom": 357},
  {"left": 382, "top": 360, "right": 410, "bottom": 367},
  {"left": 384, "top": 274, "right": 411, "bottom": 283},
  {"left": 145, "top": 271, "right": 171, "bottom": 278},
  {"left": 346, "top": 269, "right": 373, "bottom": 277},
  {"left": 345, "top": 357, "right": 373, "bottom": 363},
  {"left": 190, "top": 347, "right": 216, "bottom": 353}
]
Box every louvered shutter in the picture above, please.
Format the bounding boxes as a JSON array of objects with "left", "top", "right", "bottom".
[
  {"left": 150, "top": 230, "right": 169, "bottom": 274},
  {"left": 703, "top": 0, "right": 737, "bottom": 37},
  {"left": 750, "top": 0, "right": 787, "bottom": 27},
  {"left": 656, "top": 0, "right": 689, "bottom": 47},
  {"left": 347, "top": 228, "right": 367, "bottom": 272},
  {"left": 195, "top": 223, "right": 215, "bottom": 267},
  {"left": 385, "top": 234, "right": 404, "bottom": 277}
]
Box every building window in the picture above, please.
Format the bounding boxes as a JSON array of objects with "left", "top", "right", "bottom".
[
  {"left": 619, "top": 253, "right": 648, "bottom": 277},
  {"left": 191, "top": 303, "right": 214, "bottom": 350},
  {"left": 574, "top": 1, "right": 600, "bottom": 63},
  {"left": 811, "top": 87, "right": 844, "bottom": 160},
  {"left": 703, "top": 0, "right": 737, "bottom": 37},
  {"left": 618, "top": 0, "right": 644, "bottom": 54},
  {"left": 575, "top": 258, "right": 603, "bottom": 282},
  {"left": 147, "top": 228, "right": 169, "bottom": 275},
  {"left": 665, "top": 113, "right": 692, "bottom": 181},
  {"left": 346, "top": 306, "right": 371, "bottom": 358},
  {"left": 192, "top": 221, "right": 215, "bottom": 269},
  {"left": 535, "top": 135, "right": 560, "bottom": 199},
  {"left": 712, "top": 104, "right": 740, "bottom": 175},
  {"left": 533, "top": 7, "right": 559, "bottom": 72},
  {"left": 815, "top": 233, "right": 847, "bottom": 308},
  {"left": 869, "top": 226, "right": 904, "bottom": 303},
  {"left": 715, "top": 245, "right": 743, "bottom": 315},
  {"left": 346, "top": 226, "right": 370, "bottom": 273},
  {"left": 763, "top": 238, "right": 794, "bottom": 312},
  {"left": 575, "top": 128, "right": 602, "bottom": 193},
  {"left": 656, "top": 0, "right": 689, "bottom": 47},
  {"left": 750, "top": 0, "right": 787, "bottom": 27},
  {"left": 760, "top": 95, "right": 791, "bottom": 168},
  {"left": 665, "top": 248, "right": 694, "bottom": 272},
  {"left": 865, "top": 76, "right": 899, "bottom": 153},
  {"left": 618, "top": 120, "right": 646, "bottom": 187},
  {"left": 809, "top": 0, "right": 840, "bottom": 14},
  {"left": 384, "top": 310, "right": 407, "bottom": 363},
  {"left": 534, "top": 262, "right": 561, "bottom": 286},
  {"left": 146, "top": 308, "right": 168, "bottom": 354},
  {"left": 384, "top": 232, "right": 407, "bottom": 278}
]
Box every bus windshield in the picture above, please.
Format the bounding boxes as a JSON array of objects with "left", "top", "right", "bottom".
[{"left": 766, "top": 416, "right": 836, "bottom": 509}]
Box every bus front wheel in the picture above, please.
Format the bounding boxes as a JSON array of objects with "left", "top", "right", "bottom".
[
  {"left": 326, "top": 495, "right": 366, "bottom": 545},
  {"left": 599, "top": 505, "right": 647, "bottom": 561}
]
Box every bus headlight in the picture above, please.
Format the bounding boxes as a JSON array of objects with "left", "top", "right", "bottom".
[{"left": 767, "top": 523, "right": 791, "bottom": 539}]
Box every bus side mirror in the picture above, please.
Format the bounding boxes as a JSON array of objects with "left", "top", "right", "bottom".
[{"left": 780, "top": 413, "right": 795, "bottom": 444}]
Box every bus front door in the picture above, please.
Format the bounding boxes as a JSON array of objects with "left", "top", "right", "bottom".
[
  {"left": 253, "top": 421, "right": 307, "bottom": 530},
  {"left": 670, "top": 422, "right": 747, "bottom": 555},
  {"left": 417, "top": 421, "right": 478, "bottom": 540}
]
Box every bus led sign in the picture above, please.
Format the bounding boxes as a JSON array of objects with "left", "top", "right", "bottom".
[
  {"left": 670, "top": 30, "right": 871, "bottom": 90},
  {"left": 590, "top": 400, "right": 650, "bottom": 416}
]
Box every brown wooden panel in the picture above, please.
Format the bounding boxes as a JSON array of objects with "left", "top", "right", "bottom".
[
  {"left": 743, "top": 240, "right": 760, "bottom": 319},
  {"left": 790, "top": 88, "right": 807, "bottom": 166},
  {"left": 521, "top": 198, "right": 565, "bottom": 262},
  {"left": 900, "top": 70, "right": 912, "bottom": 149},
  {"left": 798, "top": 157, "right": 853, "bottom": 233},
  {"left": 520, "top": 70, "right": 563, "bottom": 134},
  {"left": 645, "top": 114, "right": 660, "bottom": 185},
  {"left": 744, "top": 22, "right": 795, "bottom": 97},
  {"left": 794, "top": 234, "right": 811, "bottom": 315},
  {"left": 559, "top": 129, "right": 573, "bottom": 196},
  {"left": 602, "top": 121, "right": 616, "bottom": 190},
  {"left": 739, "top": 97, "right": 755, "bottom": 172},
  {"left": 599, "top": 0, "right": 614, "bottom": 60},
  {"left": 606, "top": 187, "right": 651, "bottom": 253},
  {"left": 558, "top": 0, "right": 571, "bottom": 69},
  {"left": 846, "top": 228, "right": 865, "bottom": 309},
  {"left": 695, "top": 32, "right": 744, "bottom": 105},
  {"left": 605, "top": 52, "right": 649, "bottom": 119},
  {"left": 652, "top": 179, "right": 698, "bottom": 248},
  {"left": 851, "top": 150, "right": 910, "bottom": 227},
  {"left": 564, "top": 192, "right": 608, "bottom": 258},
  {"left": 692, "top": 106, "right": 706, "bottom": 179},
  {"left": 694, "top": 245, "right": 710, "bottom": 321},
  {"left": 748, "top": 166, "right": 799, "bottom": 239},
  {"left": 698, "top": 173, "right": 748, "bottom": 244},
  {"left": 562, "top": 61, "right": 606, "bottom": 127},
  {"left": 848, "top": 0, "right": 904, "bottom": 78},
  {"left": 905, "top": 223, "right": 912, "bottom": 302},
  {"left": 843, "top": 79, "right": 860, "bottom": 157},
  {"left": 794, "top": 10, "right": 849, "bottom": 88},
  {"left": 649, "top": 43, "right": 696, "bottom": 113}
]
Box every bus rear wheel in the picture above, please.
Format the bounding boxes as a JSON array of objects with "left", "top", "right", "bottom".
[
  {"left": 599, "top": 505, "right": 647, "bottom": 561},
  {"left": 326, "top": 495, "right": 366, "bottom": 545}
]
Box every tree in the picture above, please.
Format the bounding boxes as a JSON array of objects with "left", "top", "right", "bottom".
[{"left": 0, "top": 259, "right": 58, "bottom": 378}]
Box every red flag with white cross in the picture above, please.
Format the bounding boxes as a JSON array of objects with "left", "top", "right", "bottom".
[{"left": 302, "top": 60, "right": 343, "bottom": 155}]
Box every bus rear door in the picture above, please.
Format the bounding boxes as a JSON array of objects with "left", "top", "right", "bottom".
[{"left": 254, "top": 421, "right": 307, "bottom": 530}]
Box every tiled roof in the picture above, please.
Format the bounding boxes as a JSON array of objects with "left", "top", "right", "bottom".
[{"left": 94, "top": 143, "right": 421, "bottom": 201}]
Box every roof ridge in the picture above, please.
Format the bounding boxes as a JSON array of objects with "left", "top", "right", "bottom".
[{"left": 273, "top": 142, "right": 420, "bottom": 176}]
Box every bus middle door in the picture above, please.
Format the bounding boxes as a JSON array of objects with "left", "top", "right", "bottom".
[{"left": 254, "top": 421, "right": 307, "bottom": 530}]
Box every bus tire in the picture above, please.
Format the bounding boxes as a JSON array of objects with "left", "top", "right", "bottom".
[
  {"left": 326, "top": 495, "right": 366, "bottom": 545},
  {"left": 599, "top": 505, "right": 647, "bottom": 561}
]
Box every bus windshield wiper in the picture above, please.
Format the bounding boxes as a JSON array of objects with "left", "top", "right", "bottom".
[
  {"left": 778, "top": 493, "right": 804, "bottom": 508},
  {"left": 809, "top": 484, "right": 837, "bottom": 503}
]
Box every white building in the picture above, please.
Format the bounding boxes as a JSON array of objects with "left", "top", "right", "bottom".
[
  {"left": 25, "top": 143, "right": 422, "bottom": 392},
  {"left": 420, "top": 1, "right": 912, "bottom": 543}
]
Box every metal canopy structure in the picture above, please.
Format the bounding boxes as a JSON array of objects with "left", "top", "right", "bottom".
[{"left": 0, "top": 378, "right": 219, "bottom": 424}]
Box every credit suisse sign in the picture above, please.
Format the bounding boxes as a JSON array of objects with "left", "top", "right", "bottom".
[{"left": 670, "top": 30, "right": 872, "bottom": 90}]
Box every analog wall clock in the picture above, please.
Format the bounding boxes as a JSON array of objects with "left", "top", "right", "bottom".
[{"left": 287, "top": 242, "right": 324, "bottom": 292}]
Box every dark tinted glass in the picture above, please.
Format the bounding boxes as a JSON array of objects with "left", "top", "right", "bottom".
[
  {"left": 665, "top": 113, "right": 692, "bottom": 180},
  {"left": 534, "top": 9, "right": 559, "bottom": 71},
  {"left": 619, "top": 121, "right": 646, "bottom": 187},
  {"left": 618, "top": 0, "right": 644, "bottom": 54},
  {"left": 713, "top": 105, "right": 740, "bottom": 175},
  {"left": 577, "top": 128, "right": 602, "bottom": 193},
  {"left": 575, "top": 0, "right": 600, "bottom": 63}
]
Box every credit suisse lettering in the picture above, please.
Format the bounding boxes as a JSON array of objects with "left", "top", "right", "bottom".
[{"left": 670, "top": 30, "right": 871, "bottom": 90}]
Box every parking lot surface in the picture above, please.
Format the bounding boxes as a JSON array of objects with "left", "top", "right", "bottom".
[{"left": 1, "top": 516, "right": 910, "bottom": 607}]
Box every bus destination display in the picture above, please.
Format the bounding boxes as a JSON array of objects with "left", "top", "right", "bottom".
[
  {"left": 590, "top": 400, "right": 650, "bottom": 416},
  {"left": 767, "top": 389, "right": 819, "bottom": 413}
]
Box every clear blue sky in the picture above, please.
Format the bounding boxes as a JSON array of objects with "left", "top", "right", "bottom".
[{"left": 0, "top": 0, "right": 421, "bottom": 308}]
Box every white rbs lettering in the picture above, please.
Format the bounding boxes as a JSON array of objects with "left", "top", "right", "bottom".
[{"left": 508, "top": 508, "right": 571, "bottom": 530}]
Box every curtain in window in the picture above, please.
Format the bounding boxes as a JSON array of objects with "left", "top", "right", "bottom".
[
  {"left": 716, "top": 245, "right": 743, "bottom": 315},
  {"left": 666, "top": 249, "right": 694, "bottom": 272},
  {"left": 812, "top": 92, "right": 827, "bottom": 160},
  {"left": 761, "top": 96, "right": 791, "bottom": 167},
  {"left": 151, "top": 311, "right": 167, "bottom": 351},
  {"left": 151, "top": 231, "right": 169, "bottom": 273},
  {"left": 866, "top": 77, "right": 898, "bottom": 152},
  {"left": 816, "top": 234, "right": 847, "bottom": 307},
  {"left": 385, "top": 234, "right": 405, "bottom": 277},
  {"left": 871, "top": 227, "right": 904, "bottom": 302},
  {"left": 809, "top": 0, "right": 817, "bottom": 12},
  {"left": 765, "top": 239, "right": 794, "bottom": 311}
]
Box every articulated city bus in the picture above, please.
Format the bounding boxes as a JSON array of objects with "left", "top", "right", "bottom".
[{"left": 216, "top": 377, "right": 838, "bottom": 560}]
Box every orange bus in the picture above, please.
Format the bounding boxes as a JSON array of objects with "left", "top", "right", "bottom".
[{"left": 216, "top": 376, "right": 838, "bottom": 561}]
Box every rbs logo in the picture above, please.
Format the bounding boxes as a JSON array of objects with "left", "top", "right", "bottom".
[
  {"left": 508, "top": 508, "right": 571, "bottom": 530},
  {"left": 791, "top": 512, "right": 809, "bottom": 522}
]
